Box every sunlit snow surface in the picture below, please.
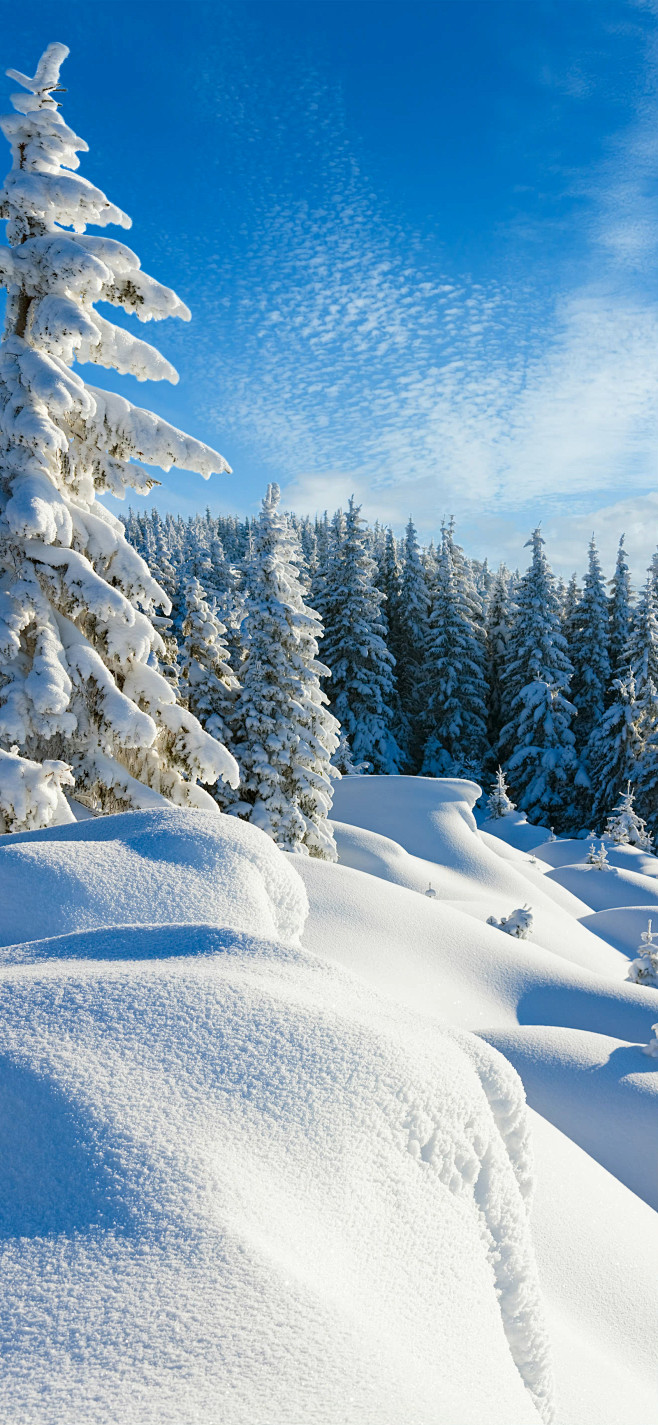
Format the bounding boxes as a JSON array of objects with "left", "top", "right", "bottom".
[{"left": 0, "top": 786, "right": 656, "bottom": 1423}]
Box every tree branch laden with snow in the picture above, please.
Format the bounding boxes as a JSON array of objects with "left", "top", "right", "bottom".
[{"left": 0, "top": 43, "right": 238, "bottom": 825}]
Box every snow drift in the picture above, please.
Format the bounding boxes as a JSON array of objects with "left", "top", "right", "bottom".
[
  {"left": 0, "top": 806, "right": 553, "bottom": 1425},
  {"left": 0, "top": 807, "right": 307, "bottom": 947}
]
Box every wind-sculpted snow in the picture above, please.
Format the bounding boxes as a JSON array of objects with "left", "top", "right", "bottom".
[
  {"left": 303, "top": 775, "right": 658, "bottom": 1421},
  {"left": 331, "top": 781, "right": 627, "bottom": 973},
  {"left": 482, "top": 1024, "right": 658, "bottom": 1209},
  {"left": 4, "top": 778, "right": 658, "bottom": 1423},
  {"left": 0, "top": 811, "right": 552, "bottom": 1425},
  {"left": 579, "top": 905, "right": 658, "bottom": 958},
  {"left": 546, "top": 861, "right": 658, "bottom": 911},
  {"left": 0, "top": 808, "right": 308, "bottom": 948}
]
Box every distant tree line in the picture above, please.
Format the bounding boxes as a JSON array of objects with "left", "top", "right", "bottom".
[{"left": 124, "top": 499, "right": 658, "bottom": 837}]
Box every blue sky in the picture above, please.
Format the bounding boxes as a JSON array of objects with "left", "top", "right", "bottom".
[{"left": 3, "top": 0, "right": 658, "bottom": 574}]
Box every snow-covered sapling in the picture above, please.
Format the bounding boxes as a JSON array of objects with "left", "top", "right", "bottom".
[
  {"left": 605, "top": 783, "right": 653, "bottom": 850},
  {"left": 486, "top": 905, "right": 534, "bottom": 939},
  {"left": 487, "top": 767, "right": 516, "bottom": 819},
  {"left": 0, "top": 44, "right": 239, "bottom": 825},
  {"left": 628, "top": 920, "right": 658, "bottom": 988},
  {"left": 424, "top": 883, "right": 437, "bottom": 900},
  {"left": 587, "top": 840, "right": 610, "bottom": 869},
  {"left": 642, "top": 1023, "right": 658, "bottom": 1058}
]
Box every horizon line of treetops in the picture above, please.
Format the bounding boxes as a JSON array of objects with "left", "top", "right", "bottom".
[{"left": 123, "top": 494, "right": 657, "bottom": 839}]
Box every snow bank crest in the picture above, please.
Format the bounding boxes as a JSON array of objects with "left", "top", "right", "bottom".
[{"left": 0, "top": 807, "right": 309, "bottom": 947}]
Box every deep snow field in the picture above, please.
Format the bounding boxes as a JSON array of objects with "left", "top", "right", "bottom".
[{"left": 0, "top": 778, "right": 656, "bottom": 1424}]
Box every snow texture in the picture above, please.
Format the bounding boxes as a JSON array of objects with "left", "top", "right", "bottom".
[
  {"left": 2, "top": 773, "right": 658, "bottom": 1424},
  {"left": 0, "top": 804, "right": 552, "bottom": 1425}
]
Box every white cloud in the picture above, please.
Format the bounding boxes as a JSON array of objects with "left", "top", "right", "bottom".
[{"left": 178, "top": 2, "right": 658, "bottom": 567}]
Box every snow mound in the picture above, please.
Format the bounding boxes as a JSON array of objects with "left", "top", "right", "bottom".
[
  {"left": 529, "top": 1111, "right": 658, "bottom": 1425},
  {"left": 332, "top": 774, "right": 486, "bottom": 869},
  {"left": 533, "top": 838, "right": 658, "bottom": 877},
  {"left": 296, "top": 859, "right": 658, "bottom": 1043},
  {"left": 546, "top": 862, "right": 658, "bottom": 912},
  {"left": 481, "top": 1024, "right": 658, "bottom": 1209},
  {"left": 332, "top": 793, "right": 626, "bottom": 975},
  {"left": 0, "top": 808, "right": 308, "bottom": 948},
  {"left": 297, "top": 776, "right": 658, "bottom": 1423},
  {"left": 580, "top": 905, "right": 658, "bottom": 959},
  {"left": 479, "top": 809, "right": 552, "bottom": 852},
  {"left": 0, "top": 918, "right": 552, "bottom": 1424}
]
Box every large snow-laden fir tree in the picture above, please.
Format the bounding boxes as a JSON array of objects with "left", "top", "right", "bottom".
[
  {"left": 320, "top": 497, "right": 404, "bottom": 774},
  {"left": 0, "top": 43, "right": 239, "bottom": 824},
  {"left": 624, "top": 574, "right": 658, "bottom": 698},
  {"left": 232, "top": 484, "right": 339, "bottom": 858},
  {"left": 499, "top": 529, "right": 580, "bottom": 831}
]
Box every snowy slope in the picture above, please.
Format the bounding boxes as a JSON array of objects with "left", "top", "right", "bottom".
[
  {"left": 528, "top": 1111, "right": 658, "bottom": 1425},
  {"left": 332, "top": 781, "right": 626, "bottom": 975},
  {"left": 307, "top": 775, "right": 658, "bottom": 1423},
  {"left": 0, "top": 807, "right": 552, "bottom": 1425},
  {"left": 545, "top": 861, "right": 658, "bottom": 911},
  {"left": 580, "top": 905, "right": 658, "bottom": 958},
  {"left": 2, "top": 782, "right": 657, "bottom": 1425},
  {"left": 482, "top": 1024, "right": 658, "bottom": 1207}
]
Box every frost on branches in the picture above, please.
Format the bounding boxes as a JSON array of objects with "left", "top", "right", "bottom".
[
  {"left": 0, "top": 44, "right": 238, "bottom": 825},
  {"left": 487, "top": 767, "right": 516, "bottom": 819},
  {"left": 604, "top": 782, "right": 652, "bottom": 850},
  {"left": 232, "top": 484, "right": 339, "bottom": 859}
]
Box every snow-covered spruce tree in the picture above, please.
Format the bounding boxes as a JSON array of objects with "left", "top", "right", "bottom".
[
  {"left": 628, "top": 919, "right": 658, "bottom": 987},
  {"left": 486, "top": 766, "right": 516, "bottom": 819},
  {"left": 0, "top": 43, "right": 238, "bottom": 820},
  {"left": 633, "top": 690, "right": 658, "bottom": 837},
  {"left": 561, "top": 573, "right": 580, "bottom": 644},
  {"left": 588, "top": 671, "right": 643, "bottom": 830},
  {"left": 179, "top": 576, "right": 240, "bottom": 806},
  {"left": 485, "top": 564, "right": 514, "bottom": 753},
  {"left": 608, "top": 534, "right": 633, "bottom": 684},
  {"left": 604, "top": 781, "right": 652, "bottom": 849},
  {"left": 320, "top": 498, "right": 403, "bottom": 774},
  {"left": 486, "top": 904, "right": 533, "bottom": 939},
  {"left": 569, "top": 537, "right": 610, "bottom": 756},
  {"left": 397, "top": 517, "right": 430, "bottom": 768},
  {"left": 623, "top": 575, "right": 658, "bottom": 698},
  {"left": 232, "top": 484, "right": 339, "bottom": 858},
  {"left": 421, "top": 521, "right": 489, "bottom": 779},
  {"left": 499, "top": 529, "right": 580, "bottom": 831},
  {"left": 377, "top": 525, "right": 403, "bottom": 652}
]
